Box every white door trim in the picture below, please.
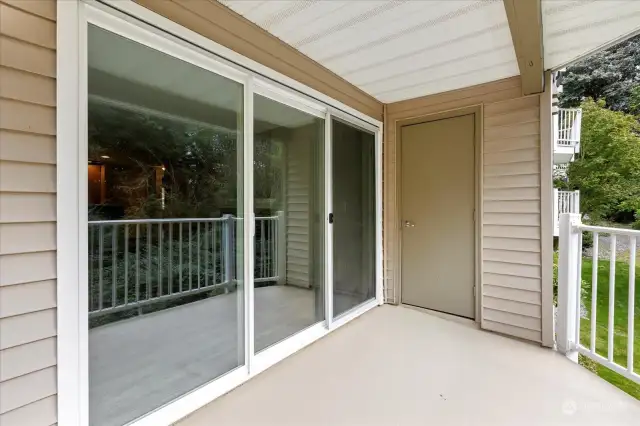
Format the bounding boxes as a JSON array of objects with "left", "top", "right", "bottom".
[{"left": 395, "top": 106, "right": 483, "bottom": 321}]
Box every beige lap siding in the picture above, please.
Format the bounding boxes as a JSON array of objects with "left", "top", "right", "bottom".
[
  {"left": 384, "top": 77, "right": 545, "bottom": 343},
  {"left": 0, "top": 1, "right": 58, "bottom": 425},
  {"left": 482, "top": 95, "right": 542, "bottom": 342}
]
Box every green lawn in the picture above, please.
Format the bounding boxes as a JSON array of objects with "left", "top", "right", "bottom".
[{"left": 579, "top": 258, "right": 640, "bottom": 399}]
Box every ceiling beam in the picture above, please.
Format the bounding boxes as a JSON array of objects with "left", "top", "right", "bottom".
[{"left": 503, "top": 0, "right": 545, "bottom": 95}]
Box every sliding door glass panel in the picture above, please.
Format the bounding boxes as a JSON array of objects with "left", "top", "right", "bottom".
[
  {"left": 332, "top": 119, "right": 376, "bottom": 318},
  {"left": 253, "top": 94, "right": 325, "bottom": 353},
  {"left": 87, "top": 25, "right": 244, "bottom": 426}
]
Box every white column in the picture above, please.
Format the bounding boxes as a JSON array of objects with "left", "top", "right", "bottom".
[
  {"left": 553, "top": 188, "right": 559, "bottom": 235},
  {"left": 557, "top": 213, "right": 582, "bottom": 362}
]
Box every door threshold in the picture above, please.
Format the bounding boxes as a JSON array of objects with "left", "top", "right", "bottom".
[{"left": 400, "top": 303, "right": 478, "bottom": 328}]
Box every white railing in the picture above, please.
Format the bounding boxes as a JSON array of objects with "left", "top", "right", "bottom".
[
  {"left": 88, "top": 213, "right": 285, "bottom": 318},
  {"left": 557, "top": 213, "right": 639, "bottom": 385},
  {"left": 553, "top": 189, "right": 580, "bottom": 235},
  {"left": 553, "top": 163, "right": 569, "bottom": 177},
  {"left": 555, "top": 108, "right": 582, "bottom": 147}
]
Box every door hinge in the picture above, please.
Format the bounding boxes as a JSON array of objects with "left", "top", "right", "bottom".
[
  {"left": 328, "top": 213, "right": 334, "bottom": 224},
  {"left": 473, "top": 284, "right": 477, "bottom": 297}
]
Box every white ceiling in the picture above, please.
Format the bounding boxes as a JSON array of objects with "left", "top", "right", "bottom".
[
  {"left": 220, "top": 0, "right": 519, "bottom": 103},
  {"left": 220, "top": 0, "right": 640, "bottom": 103},
  {"left": 542, "top": 0, "right": 640, "bottom": 70}
]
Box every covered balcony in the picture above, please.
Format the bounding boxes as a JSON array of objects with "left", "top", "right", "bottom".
[
  {"left": 554, "top": 189, "right": 580, "bottom": 236},
  {"left": 176, "top": 305, "right": 640, "bottom": 426},
  {"left": 554, "top": 108, "right": 582, "bottom": 164}
]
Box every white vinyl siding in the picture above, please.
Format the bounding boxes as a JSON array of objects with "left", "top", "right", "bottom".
[
  {"left": 0, "top": 1, "right": 58, "bottom": 424},
  {"left": 482, "top": 95, "right": 542, "bottom": 342}
]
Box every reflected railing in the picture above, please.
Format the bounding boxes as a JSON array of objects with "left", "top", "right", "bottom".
[{"left": 88, "top": 214, "right": 284, "bottom": 318}]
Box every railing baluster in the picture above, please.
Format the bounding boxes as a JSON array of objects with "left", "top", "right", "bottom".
[
  {"left": 179, "top": 223, "right": 183, "bottom": 292},
  {"left": 98, "top": 225, "right": 104, "bottom": 311},
  {"left": 112, "top": 224, "right": 118, "bottom": 308},
  {"left": 591, "top": 232, "right": 599, "bottom": 353},
  {"left": 213, "top": 221, "right": 218, "bottom": 284},
  {"left": 608, "top": 234, "right": 617, "bottom": 362},
  {"left": 261, "top": 219, "right": 265, "bottom": 278},
  {"left": 576, "top": 231, "right": 583, "bottom": 346},
  {"left": 197, "top": 221, "right": 201, "bottom": 289},
  {"left": 189, "top": 222, "right": 192, "bottom": 291},
  {"left": 147, "top": 223, "right": 151, "bottom": 300},
  {"left": 90, "top": 226, "right": 94, "bottom": 311},
  {"left": 124, "top": 224, "right": 129, "bottom": 305},
  {"left": 628, "top": 235, "right": 636, "bottom": 372},
  {"left": 135, "top": 224, "right": 140, "bottom": 304},
  {"left": 205, "top": 221, "right": 209, "bottom": 288},
  {"left": 169, "top": 223, "right": 173, "bottom": 295},
  {"left": 158, "top": 223, "right": 162, "bottom": 297}
]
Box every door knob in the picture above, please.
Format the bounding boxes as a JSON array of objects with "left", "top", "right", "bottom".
[{"left": 403, "top": 221, "right": 415, "bottom": 228}]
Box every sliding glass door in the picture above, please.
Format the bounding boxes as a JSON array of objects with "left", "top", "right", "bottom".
[
  {"left": 81, "top": 6, "right": 379, "bottom": 426},
  {"left": 87, "top": 25, "right": 245, "bottom": 426},
  {"left": 332, "top": 119, "right": 377, "bottom": 318},
  {"left": 253, "top": 94, "right": 325, "bottom": 353}
]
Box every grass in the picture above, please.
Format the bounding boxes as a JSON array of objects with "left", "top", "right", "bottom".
[{"left": 578, "top": 257, "right": 640, "bottom": 399}]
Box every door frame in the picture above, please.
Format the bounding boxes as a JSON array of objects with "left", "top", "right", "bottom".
[{"left": 394, "top": 106, "right": 483, "bottom": 322}]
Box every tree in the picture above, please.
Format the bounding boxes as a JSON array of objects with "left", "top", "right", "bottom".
[
  {"left": 566, "top": 99, "right": 640, "bottom": 220},
  {"left": 559, "top": 34, "right": 640, "bottom": 113}
]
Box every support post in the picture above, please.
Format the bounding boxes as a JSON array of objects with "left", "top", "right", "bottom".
[
  {"left": 553, "top": 188, "right": 559, "bottom": 235},
  {"left": 277, "top": 210, "right": 286, "bottom": 285},
  {"left": 557, "top": 213, "right": 582, "bottom": 362}
]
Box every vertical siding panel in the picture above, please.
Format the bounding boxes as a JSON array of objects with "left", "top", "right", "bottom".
[{"left": 0, "top": 1, "right": 57, "bottom": 423}]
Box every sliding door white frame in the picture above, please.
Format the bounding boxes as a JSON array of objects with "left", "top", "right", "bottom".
[{"left": 57, "top": 2, "right": 383, "bottom": 426}]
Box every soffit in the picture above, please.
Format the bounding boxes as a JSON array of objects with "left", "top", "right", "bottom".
[
  {"left": 219, "top": 0, "right": 520, "bottom": 103},
  {"left": 542, "top": 0, "right": 640, "bottom": 70}
]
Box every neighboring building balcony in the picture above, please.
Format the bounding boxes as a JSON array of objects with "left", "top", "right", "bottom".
[
  {"left": 554, "top": 162, "right": 569, "bottom": 177},
  {"left": 554, "top": 108, "right": 582, "bottom": 164},
  {"left": 554, "top": 189, "right": 580, "bottom": 236}
]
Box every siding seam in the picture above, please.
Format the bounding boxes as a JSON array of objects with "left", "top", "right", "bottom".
[
  {"left": 0, "top": 96, "right": 56, "bottom": 112},
  {"left": 0, "top": 305, "right": 57, "bottom": 320},
  {"left": 0, "top": 2, "right": 56, "bottom": 23}
]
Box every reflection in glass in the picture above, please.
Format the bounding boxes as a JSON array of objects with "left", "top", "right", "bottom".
[
  {"left": 332, "top": 119, "right": 376, "bottom": 317},
  {"left": 253, "top": 94, "right": 325, "bottom": 353},
  {"left": 87, "top": 25, "right": 244, "bottom": 426}
]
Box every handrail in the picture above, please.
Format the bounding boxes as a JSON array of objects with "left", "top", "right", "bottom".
[
  {"left": 577, "top": 224, "right": 640, "bottom": 237},
  {"left": 89, "top": 217, "right": 229, "bottom": 225}
]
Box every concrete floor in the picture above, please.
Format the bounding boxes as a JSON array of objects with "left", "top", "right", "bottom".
[
  {"left": 89, "top": 285, "right": 361, "bottom": 426},
  {"left": 178, "top": 305, "right": 640, "bottom": 426}
]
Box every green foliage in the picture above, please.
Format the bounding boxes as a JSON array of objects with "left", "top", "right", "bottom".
[
  {"left": 88, "top": 100, "right": 285, "bottom": 219},
  {"left": 579, "top": 258, "right": 640, "bottom": 399},
  {"left": 630, "top": 86, "right": 640, "bottom": 116},
  {"left": 559, "top": 34, "right": 640, "bottom": 112},
  {"left": 565, "top": 99, "right": 640, "bottom": 220}
]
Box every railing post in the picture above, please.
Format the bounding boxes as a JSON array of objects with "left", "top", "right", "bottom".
[
  {"left": 277, "top": 210, "right": 286, "bottom": 285},
  {"left": 574, "top": 191, "right": 580, "bottom": 214},
  {"left": 553, "top": 109, "right": 559, "bottom": 149},
  {"left": 553, "top": 188, "right": 559, "bottom": 235},
  {"left": 557, "top": 212, "right": 582, "bottom": 362},
  {"left": 223, "top": 214, "right": 234, "bottom": 293}
]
